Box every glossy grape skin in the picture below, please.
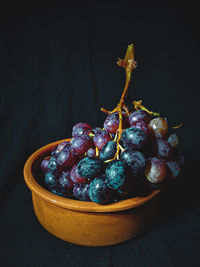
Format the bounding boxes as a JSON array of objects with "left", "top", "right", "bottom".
[
  {"left": 51, "top": 141, "right": 70, "bottom": 157},
  {"left": 156, "top": 139, "right": 173, "bottom": 159},
  {"left": 168, "top": 133, "right": 180, "bottom": 148},
  {"left": 58, "top": 170, "right": 74, "bottom": 190},
  {"left": 103, "top": 112, "right": 129, "bottom": 134},
  {"left": 41, "top": 156, "right": 51, "bottom": 173},
  {"left": 86, "top": 148, "right": 96, "bottom": 158},
  {"left": 105, "top": 160, "right": 128, "bottom": 190},
  {"left": 121, "top": 127, "right": 147, "bottom": 150},
  {"left": 71, "top": 135, "right": 93, "bottom": 157},
  {"left": 88, "top": 177, "right": 111, "bottom": 204},
  {"left": 120, "top": 149, "right": 147, "bottom": 176},
  {"left": 72, "top": 123, "right": 92, "bottom": 137},
  {"left": 77, "top": 157, "right": 103, "bottom": 179},
  {"left": 130, "top": 120, "right": 150, "bottom": 136},
  {"left": 57, "top": 146, "right": 76, "bottom": 168},
  {"left": 44, "top": 172, "right": 57, "bottom": 189},
  {"left": 129, "top": 110, "right": 151, "bottom": 125},
  {"left": 48, "top": 156, "right": 58, "bottom": 172},
  {"left": 149, "top": 117, "right": 168, "bottom": 139},
  {"left": 73, "top": 183, "right": 90, "bottom": 201},
  {"left": 93, "top": 130, "right": 111, "bottom": 150},
  {"left": 166, "top": 159, "right": 181, "bottom": 179},
  {"left": 99, "top": 141, "right": 116, "bottom": 161},
  {"left": 144, "top": 157, "right": 167, "bottom": 183},
  {"left": 70, "top": 163, "right": 88, "bottom": 184}
]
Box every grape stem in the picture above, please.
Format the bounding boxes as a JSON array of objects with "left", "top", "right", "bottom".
[{"left": 101, "top": 44, "right": 137, "bottom": 160}]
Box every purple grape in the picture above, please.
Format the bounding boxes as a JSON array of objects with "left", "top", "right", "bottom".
[
  {"left": 77, "top": 157, "right": 103, "bottom": 179},
  {"left": 71, "top": 135, "right": 93, "bottom": 157},
  {"left": 166, "top": 159, "right": 181, "bottom": 179},
  {"left": 88, "top": 177, "right": 111, "bottom": 204},
  {"left": 73, "top": 183, "right": 90, "bottom": 201},
  {"left": 168, "top": 133, "right": 180, "bottom": 148},
  {"left": 144, "top": 157, "right": 167, "bottom": 183},
  {"left": 120, "top": 149, "right": 147, "bottom": 176},
  {"left": 99, "top": 141, "right": 116, "bottom": 161},
  {"left": 130, "top": 120, "right": 150, "bottom": 136},
  {"left": 156, "top": 139, "right": 173, "bottom": 159},
  {"left": 57, "top": 146, "right": 76, "bottom": 168},
  {"left": 121, "top": 127, "right": 147, "bottom": 150},
  {"left": 129, "top": 110, "right": 151, "bottom": 125},
  {"left": 72, "top": 122, "right": 92, "bottom": 137},
  {"left": 70, "top": 163, "right": 88, "bottom": 184},
  {"left": 58, "top": 169, "right": 74, "bottom": 190},
  {"left": 41, "top": 156, "right": 51, "bottom": 173},
  {"left": 86, "top": 148, "right": 96, "bottom": 157},
  {"left": 103, "top": 112, "right": 129, "bottom": 134},
  {"left": 93, "top": 130, "right": 111, "bottom": 150},
  {"left": 51, "top": 141, "right": 70, "bottom": 157}
]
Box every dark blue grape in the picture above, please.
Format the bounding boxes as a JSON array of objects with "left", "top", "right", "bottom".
[
  {"left": 120, "top": 149, "right": 147, "bottom": 176},
  {"left": 77, "top": 157, "right": 103, "bottom": 179},
  {"left": 121, "top": 127, "right": 147, "bottom": 150},
  {"left": 48, "top": 156, "right": 58, "bottom": 172},
  {"left": 168, "top": 133, "right": 179, "bottom": 148},
  {"left": 105, "top": 160, "right": 128, "bottom": 190},
  {"left": 99, "top": 141, "right": 116, "bottom": 161},
  {"left": 88, "top": 177, "right": 111, "bottom": 204},
  {"left": 166, "top": 159, "right": 181, "bottom": 179},
  {"left": 44, "top": 172, "right": 57, "bottom": 189},
  {"left": 73, "top": 183, "right": 90, "bottom": 201}
]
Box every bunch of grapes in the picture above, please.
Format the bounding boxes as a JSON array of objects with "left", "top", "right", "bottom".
[{"left": 40, "top": 44, "right": 184, "bottom": 204}]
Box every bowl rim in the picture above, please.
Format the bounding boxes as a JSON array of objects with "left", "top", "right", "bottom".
[{"left": 24, "top": 139, "right": 160, "bottom": 213}]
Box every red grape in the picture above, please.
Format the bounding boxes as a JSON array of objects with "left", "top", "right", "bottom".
[
  {"left": 145, "top": 157, "right": 167, "bottom": 183},
  {"left": 70, "top": 163, "right": 88, "bottom": 184},
  {"left": 129, "top": 110, "right": 151, "bottom": 125},
  {"left": 71, "top": 135, "right": 93, "bottom": 157},
  {"left": 41, "top": 156, "right": 51, "bottom": 173},
  {"left": 103, "top": 112, "right": 129, "bottom": 134},
  {"left": 72, "top": 122, "right": 92, "bottom": 137},
  {"left": 93, "top": 130, "right": 111, "bottom": 150},
  {"left": 57, "top": 146, "right": 76, "bottom": 168}
]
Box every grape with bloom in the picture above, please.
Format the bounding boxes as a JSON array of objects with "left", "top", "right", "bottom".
[{"left": 40, "top": 44, "right": 183, "bottom": 204}]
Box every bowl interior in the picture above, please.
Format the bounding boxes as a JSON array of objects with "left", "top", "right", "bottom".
[{"left": 24, "top": 139, "right": 160, "bottom": 213}]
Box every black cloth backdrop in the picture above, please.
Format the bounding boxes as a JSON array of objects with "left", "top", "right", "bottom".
[{"left": 0, "top": 2, "right": 200, "bottom": 266}]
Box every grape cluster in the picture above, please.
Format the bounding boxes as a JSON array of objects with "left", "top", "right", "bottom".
[{"left": 41, "top": 110, "right": 184, "bottom": 204}]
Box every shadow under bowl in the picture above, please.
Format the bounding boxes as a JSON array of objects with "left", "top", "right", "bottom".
[{"left": 24, "top": 139, "right": 160, "bottom": 246}]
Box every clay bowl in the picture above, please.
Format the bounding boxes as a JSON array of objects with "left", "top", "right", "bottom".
[{"left": 24, "top": 139, "right": 160, "bottom": 247}]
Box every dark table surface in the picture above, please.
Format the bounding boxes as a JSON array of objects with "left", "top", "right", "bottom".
[{"left": 1, "top": 2, "right": 200, "bottom": 266}]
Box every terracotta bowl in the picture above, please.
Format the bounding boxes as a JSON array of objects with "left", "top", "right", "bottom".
[{"left": 24, "top": 139, "right": 160, "bottom": 247}]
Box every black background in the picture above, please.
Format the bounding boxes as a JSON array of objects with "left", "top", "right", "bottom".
[{"left": 0, "top": 2, "right": 200, "bottom": 266}]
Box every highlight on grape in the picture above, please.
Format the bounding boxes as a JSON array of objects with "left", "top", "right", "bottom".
[{"left": 41, "top": 44, "right": 184, "bottom": 204}]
